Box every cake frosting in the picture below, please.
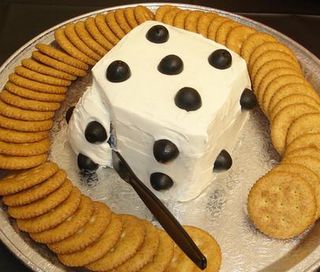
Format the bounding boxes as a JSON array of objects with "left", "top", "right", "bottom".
[{"left": 68, "top": 21, "right": 251, "bottom": 201}]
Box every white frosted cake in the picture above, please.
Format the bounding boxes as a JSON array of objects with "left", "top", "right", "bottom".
[{"left": 68, "top": 21, "right": 251, "bottom": 201}]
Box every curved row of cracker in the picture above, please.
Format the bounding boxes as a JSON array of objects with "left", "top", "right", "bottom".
[
  {"left": 0, "top": 5, "right": 222, "bottom": 272},
  {"left": 0, "top": 162, "right": 221, "bottom": 271},
  {"left": 155, "top": 5, "right": 320, "bottom": 239}
]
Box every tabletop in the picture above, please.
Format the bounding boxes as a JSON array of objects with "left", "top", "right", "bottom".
[{"left": 1, "top": 0, "right": 320, "bottom": 271}]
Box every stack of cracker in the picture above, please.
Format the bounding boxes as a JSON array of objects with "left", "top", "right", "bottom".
[{"left": 0, "top": 162, "right": 222, "bottom": 271}]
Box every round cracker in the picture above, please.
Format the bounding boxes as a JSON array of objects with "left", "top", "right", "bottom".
[
  {"left": 0, "top": 127, "right": 48, "bottom": 144},
  {"left": 48, "top": 201, "right": 111, "bottom": 254},
  {"left": 16, "top": 186, "right": 81, "bottom": 233},
  {"left": 30, "top": 195, "right": 94, "bottom": 244},
  {"left": 185, "top": 11, "right": 204, "bottom": 33},
  {"left": 166, "top": 226, "right": 221, "bottom": 272},
  {"left": 270, "top": 95, "right": 320, "bottom": 121},
  {"left": 207, "top": 16, "right": 229, "bottom": 41},
  {"left": 215, "top": 20, "right": 239, "bottom": 45},
  {"left": 140, "top": 230, "right": 174, "bottom": 272},
  {"left": 0, "top": 138, "right": 50, "bottom": 156},
  {"left": 197, "top": 12, "right": 217, "bottom": 38},
  {"left": 247, "top": 171, "right": 316, "bottom": 239},
  {"left": 173, "top": 9, "right": 191, "bottom": 29},
  {"left": 162, "top": 7, "right": 180, "bottom": 25},
  {"left": 273, "top": 163, "right": 320, "bottom": 219},
  {"left": 116, "top": 221, "right": 160, "bottom": 272},
  {"left": 95, "top": 14, "right": 119, "bottom": 45},
  {"left": 3, "top": 169, "right": 66, "bottom": 206},
  {"left": 0, "top": 153, "right": 47, "bottom": 170},
  {"left": 271, "top": 103, "right": 319, "bottom": 155},
  {"left": 268, "top": 83, "right": 320, "bottom": 114},
  {"left": 155, "top": 5, "right": 176, "bottom": 22},
  {"left": 115, "top": 8, "right": 132, "bottom": 33},
  {"left": 105, "top": 11, "right": 126, "bottom": 39},
  {"left": 286, "top": 133, "right": 320, "bottom": 155},
  {"left": 134, "top": 6, "right": 154, "bottom": 24},
  {"left": 263, "top": 76, "right": 308, "bottom": 116},
  {"left": 86, "top": 214, "right": 146, "bottom": 271},
  {"left": 225, "top": 25, "right": 256, "bottom": 54},
  {"left": 240, "top": 32, "right": 277, "bottom": 63},
  {"left": 58, "top": 213, "right": 122, "bottom": 267},
  {"left": 124, "top": 7, "right": 138, "bottom": 29},
  {"left": 0, "top": 162, "right": 58, "bottom": 195}
]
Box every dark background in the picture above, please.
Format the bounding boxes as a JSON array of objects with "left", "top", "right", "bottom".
[{"left": 1, "top": 0, "right": 320, "bottom": 271}]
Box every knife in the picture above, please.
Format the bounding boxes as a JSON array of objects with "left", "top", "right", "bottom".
[{"left": 112, "top": 150, "right": 207, "bottom": 270}]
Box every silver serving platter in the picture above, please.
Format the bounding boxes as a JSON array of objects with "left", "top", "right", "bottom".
[{"left": 1, "top": 3, "right": 320, "bottom": 272}]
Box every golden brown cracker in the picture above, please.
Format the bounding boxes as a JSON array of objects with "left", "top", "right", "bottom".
[
  {"left": 105, "top": 11, "right": 126, "bottom": 39},
  {"left": 35, "top": 43, "right": 89, "bottom": 70},
  {"left": 54, "top": 28, "right": 96, "bottom": 66},
  {"left": 261, "top": 75, "right": 307, "bottom": 114},
  {"left": 58, "top": 213, "right": 122, "bottom": 267},
  {"left": 215, "top": 20, "right": 239, "bottom": 45},
  {"left": 173, "top": 9, "right": 191, "bottom": 29},
  {"left": 162, "top": 8, "right": 180, "bottom": 26},
  {"left": 17, "top": 186, "right": 81, "bottom": 233},
  {"left": 185, "top": 11, "right": 204, "bottom": 33},
  {"left": 248, "top": 41, "right": 299, "bottom": 71},
  {"left": 247, "top": 171, "right": 316, "bottom": 239},
  {"left": 9, "top": 73, "right": 67, "bottom": 94},
  {"left": 0, "top": 113, "right": 53, "bottom": 132},
  {"left": 116, "top": 221, "right": 160, "bottom": 272},
  {"left": 0, "top": 127, "right": 48, "bottom": 144},
  {"left": 32, "top": 51, "right": 87, "bottom": 78},
  {"left": 134, "top": 5, "right": 154, "bottom": 24},
  {"left": 225, "top": 25, "right": 256, "bottom": 54},
  {"left": 273, "top": 163, "right": 320, "bottom": 219},
  {"left": 268, "top": 83, "right": 320, "bottom": 114},
  {"left": 30, "top": 195, "right": 94, "bottom": 244},
  {"left": 64, "top": 23, "right": 101, "bottom": 61},
  {"left": 207, "top": 16, "right": 229, "bottom": 41},
  {"left": 167, "top": 226, "right": 221, "bottom": 272},
  {"left": 8, "top": 180, "right": 72, "bottom": 219},
  {"left": 0, "top": 138, "right": 50, "bottom": 156},
  {"left": 95, "top": 14, "right": 120, "bottom": 45},
  {"left": 286, "top": 113, "right": 320, "bottom": 146},
  {"left": 5, "top": 82, "right": 66, "bottom": 103},
  {"left": 270, "top": 94, "right": 320, "bottom": 121},
  {"left": 284, "top": 152, "right": 320, "bottom": 178},
  {"left": 0, "top": 153, "right": 47, "bottom": 170},
  {"left": 74, "top": 21, "right": 107, "bottom": 56},
  {"left": 115, "top": 8, "right": 132, "bottom": 33},
  {"left": 15, "top": 66, "right": 71, "bottom": 87},
  {"left": 48, "top": 202, "right": 111, "bottom": 254},
  {"left": 21, "top": 58, "right": 76, "bottom": 81},
  {"left": 155, "top": 5, "right": 175, "bottom": 22},
  {"left": 124, "top": 7, "right": 139, "bottom": 29},
  {"left": 240, "top": 32, "right": 277, "bottom": 63},
  {"left": 3, "top": 170, "right": 66, "bottom": 206},
  {"left": 84, "top": 17, "right": 114, "bottom": 50},
  {"left": 250, "top": 50, "right": 302, "bottom": 81},
  {"left": 251, "top": 59, "right": 297, "bottom": 95},
  {"left": 0, "top": 90, "right": 60, "bottom": 112},
  {"left": 255, "top": 67, "right": 302, "bottom": 102},
  {"left": 86, "top": 214, "right": 146, "bottom": 271},
  {"left": 285, "top": 133, "right": 320, "bottom": 155},
  {"left": 0, "top": 99, "right": 55, "bottom": 121},
  {"left": 197, "top": 12, "right": 217, "bottom": 38},
  {"left": 140, "top": 230, "right": 174, "bottom": 272},
  {"left": 0, "top": 161, "right": 58, "bottom": 195},
  {"left": 271, "top": 103, "right": 319, "bottom": 155}
]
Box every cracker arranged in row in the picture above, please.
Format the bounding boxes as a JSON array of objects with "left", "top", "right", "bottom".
[{"left": 0, "top": 161, "right": 221, "bottom": 272}]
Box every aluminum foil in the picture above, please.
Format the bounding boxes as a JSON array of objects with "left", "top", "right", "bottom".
[{"left": 1, "top": 3, "right": 320, "bottom": 272}]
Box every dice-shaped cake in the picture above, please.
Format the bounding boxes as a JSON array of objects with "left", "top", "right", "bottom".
[{"left": 68, "top": 21, "right": 251, "bottom": 201}]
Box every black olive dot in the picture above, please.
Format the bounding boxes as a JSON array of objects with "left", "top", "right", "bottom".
[
  {"left": 175, "top": 87, "right": 202, "bottom": 111},
  {"left": 213, "top": 150, "right": 232, "bottom": 171},
  {"left": 146, "top": 25, "right": 169, "bottom": 43},
  {"left": 65, "top": 106, "right": 75, "bottom": 124},
  {"left": 85, "top": 121, "right": 107, "bottom": 143},
  {"left": 158, "top": 55, "right": 183, "bottom": 75},
  {"left": 150, "top": 172, "right": 174, "bottom": 191},
  {"left": 208, "top": 49, "right": 232, "bottom": 69},
  {"left": 77, "top": 153, "right": 98, "bottom": 172},
  {"left": 106, "top": 60, "right": 131, "bottom": 82},
  {"left": 153, "top": 139, "right": 179, "bottom": 163},
  {"left": 240, "top": 88, "right": 257, "bottom": 110}
]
